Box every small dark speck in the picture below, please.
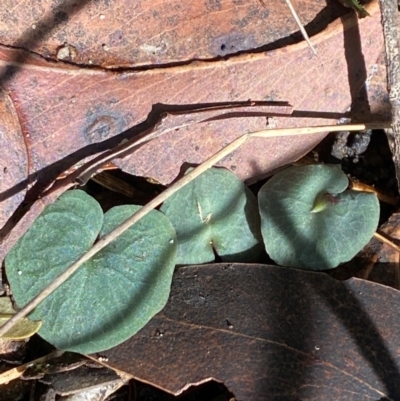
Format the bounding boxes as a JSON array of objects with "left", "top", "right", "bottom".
[
  {"left": 195, "top": 145, "right": 200, "bottom": 151},
  {"left": 3, "top": 167, "right": 7, "bottom": 173},
  {"left": 231, "top": 165, "right": 236, "bottom": 171},
  {"left": 220, "top": 44, "right": 226, "bottom": 51},
  {"left": 155, "top": 328, "right": 165, "bottom": 337},
  {"left": 226, "top": 319, "right": 234, "bottom": 329},
  {"left": 54, "top": 10, "right": 69, "bottom": 24}
]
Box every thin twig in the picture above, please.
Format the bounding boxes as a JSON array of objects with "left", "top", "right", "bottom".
[{"left": 0, "top": 121, "right": 390, "bottom": 337}]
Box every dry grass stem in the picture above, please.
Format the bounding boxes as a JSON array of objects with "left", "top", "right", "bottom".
[
  {"left": 374, "top": 231, "right": 400, "bottom": 253},
  {"left": 284, "top": 0, "right": 317, "bottom": 55},
  {"left": 349, "top": 180, "right": 397, "bottom": 205}
]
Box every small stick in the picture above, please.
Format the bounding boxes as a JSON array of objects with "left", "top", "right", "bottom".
[{"left": 0, "top": 121, "right": 390, "bottom": 337}]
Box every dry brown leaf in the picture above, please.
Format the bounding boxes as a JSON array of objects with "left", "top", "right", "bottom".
[
  {"left": 0, "top": 1, "right": 384, "bottom": 185},
  {"left": 0, "top": 0, "right": 346, "bottom": 67},
  {"left": 98, "top": 263, "right": 400, "bottom": 401},
  {"left": 0, "top": 88, "right": 27, "bottom": 231},
  {"left": 0, "top": 0, "right": 386, "bottom": 260}
]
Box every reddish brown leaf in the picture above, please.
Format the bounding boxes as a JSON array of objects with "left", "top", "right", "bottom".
[
  {"left": 98, "top": 263, "right": 400, "bottom": 401},
  {"left": 0, "top": 2, "right": 385, "bottom": 185},
  {"left": 0, "top": 0, "right": 346, "bottom": 67},
  {"left": 0, "top": 87, "right": 27, "bottom": 229},
  {"left": 0, "top": 1, "right": 386, "bottom": 260}
]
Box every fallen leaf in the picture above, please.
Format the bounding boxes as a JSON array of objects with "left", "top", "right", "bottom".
[
  {"left": 0, "top": 1, "right": 383, "bottom": 184},
  {"left": 0, "top": 1, "right": 386, "bottom": 261},
  {"left": 0, "top": 351, "right": 60, "bottom": 385},
  {"left": 0, "top": 297, "right": 41, "bottom": 340},
  {"left": 98, "top": 263, "right": 400, "bottom": 401},
  {"left": 0, "top": 87, "right": 28, "bottom": 230},
  {"left": 0, "top": 0, "right": 346, "bottom": 67},
  {"left": 39, "top": 365, "right": 123, "bottom": 397}
]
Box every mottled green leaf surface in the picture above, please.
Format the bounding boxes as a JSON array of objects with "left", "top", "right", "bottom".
[
  {"left": 6, "top": 192, "right": 177, "bottom": 353},
  {"left": 6, "top": 190, "right": 104, "bottom": 302},
  {"left": 258, "top": 165, "right": 379, "bottom": 270},
  {"left": 160, "top": 168, "right": 262, "bottom": 264}
]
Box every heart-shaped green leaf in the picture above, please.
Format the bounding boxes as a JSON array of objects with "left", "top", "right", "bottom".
[
  {"left": 258, "top": 165, "right": 379, "bottom": 270},
  {"left": 6, "top": 191, "right": 177, "bottom": 353},
  {"left": 160, "top": 167, "right": 262, "bottom": 264}
]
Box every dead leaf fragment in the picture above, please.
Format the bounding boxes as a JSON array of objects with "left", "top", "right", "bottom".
[
  {"left": 97, "top": 263, "right": 400, "bottom": 401},
  {"left": 39, "top": 365, "right": 123, "bottom": 396},
  {"left": 0, "top": 297, "right": 41, "bottom": 340}
]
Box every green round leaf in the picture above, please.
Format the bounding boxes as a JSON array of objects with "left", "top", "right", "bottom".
[
  {"left": 258, "top": 165, "right": 380, "bottom": 270},
  {"left": 160, "top": 167, "right": 262, "bottom": 264},
  {"left": 6, "top": 190, "right": 104, "bottom": 303},
  {"left": 6, "top": 194, "right": 177, "bottom": 353}
]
